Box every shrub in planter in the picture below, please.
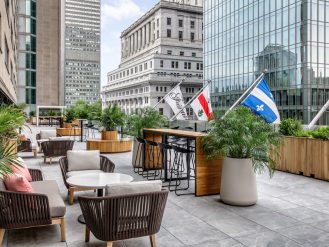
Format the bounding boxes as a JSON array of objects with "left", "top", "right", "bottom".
[
  {"left": 100, "top": 104, "right": 125, "bottom": 140},
  {"left": 202, "top": 106, "right": 282, "bottom": 206},
  {"left": 127, "top": 108, "right": 168, "bottom": 168},
  {"left": 279, "top": 118, "right": 303, "bottom": 136},
  {"left": 64, "top": 108, "right": 76, "bottom": 127},
  {"left": 311, "top": 126, "right": 329, "bottom": 140}
]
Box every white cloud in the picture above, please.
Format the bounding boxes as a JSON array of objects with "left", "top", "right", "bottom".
[{"left": 102, "top": 0, "right": 143, "bottom": 21}]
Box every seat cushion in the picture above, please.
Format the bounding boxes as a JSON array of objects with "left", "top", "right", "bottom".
[
  {"left": 67, "top": 150, "right": 100, "bottom": 172},
  {"left": 31, "top": 180, "right": 66, "bottom": 217},
  {"left": 106, "top": 180, "right": 162, "bottom": 196},
  {"left": 40, "top": 130, "right": 57, "bottom": 139},
  {"left": 66, "top": 170, "right": 104, "bottom": 178}
]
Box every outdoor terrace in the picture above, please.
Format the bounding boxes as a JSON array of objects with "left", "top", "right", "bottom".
[{"left": 4, "top": 125, "right": 329, "bottom": 247}]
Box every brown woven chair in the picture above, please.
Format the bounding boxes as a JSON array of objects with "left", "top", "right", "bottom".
[
  {"left": 0, "top": 169, "right": 66, "bottom": 245},
  {"left": 79, "top": 189, "right": 168, "bottom": 247},
  {"left": 59, "top": 155, "right": 115, "bottom": 205},
  {"left": 41, "top": 140, "right": 74, "bottom": 164}
]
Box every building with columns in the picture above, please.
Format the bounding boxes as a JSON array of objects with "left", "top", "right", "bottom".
[{"left": 102, "top": 0, "right": 203, "bottom": 118}]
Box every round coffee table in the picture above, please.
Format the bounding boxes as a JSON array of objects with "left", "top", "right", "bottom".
[{"left": 67, "top": 173, "right": 133, "bottom": 223}]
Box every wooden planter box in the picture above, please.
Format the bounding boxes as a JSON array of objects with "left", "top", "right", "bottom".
[{"left": 275, "top": 136, "right": 329, "bottom": 181}]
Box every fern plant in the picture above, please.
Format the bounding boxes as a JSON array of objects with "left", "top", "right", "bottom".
[
  {"left": 100, "top": 104, "right": 125, "bottom": 131},
  {"left": 126, "top": 108, "right": 168, "bottom": 138},
  {"left": 202, "top": 106, "right": 282, "bottom": 177}
]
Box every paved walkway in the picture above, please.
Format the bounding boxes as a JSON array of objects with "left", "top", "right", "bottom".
[{"left": 4, "top": 126, "right": 329, "bottom": 247}]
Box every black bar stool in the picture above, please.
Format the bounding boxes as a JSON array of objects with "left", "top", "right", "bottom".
[
  {"left": 133, "top": 137, "right": 145, "bottom": 174},
  {"left": 169, "top": 145, "right": 195, "bottom": 196},
  {"left": 157, "top": 142, "right": 173, "bottom": 183}
]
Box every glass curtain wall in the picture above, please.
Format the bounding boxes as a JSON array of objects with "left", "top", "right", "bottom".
[{"left": 204, "top": 0, "right": 329, "bottom": 124}]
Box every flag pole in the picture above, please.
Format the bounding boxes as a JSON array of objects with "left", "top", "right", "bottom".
[
  {"left": 152, "top": 77, "right": 186, "bottom": 109},
  {"left": 307, "top": 99, "right": 329, "bottom": 129},
  {"left": 222, "top": 69, "right": 268, "bottom": 118},
  {"left": 170, "top": 80, "right": 212, "bottom": 121}
]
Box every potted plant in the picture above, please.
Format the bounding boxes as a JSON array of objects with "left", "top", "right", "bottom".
[
  {"left": 126, "top": 107, "right": 168, "bottom": 168},
  {"left": 202, "top": 106, "right": 281, "bottom": 206},
  {"left": 100, "top": 104, "right": 125, "bottom": 140},
  {"left": 64, "top": 108, "right": 76, "bottom": 128}
]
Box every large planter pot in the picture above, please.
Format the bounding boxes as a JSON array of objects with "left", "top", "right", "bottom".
[
  {"left": 132, "top": 139, "right": 143, "bottom": 168},
  {"left": 101, "top": 131, "right": 118, "bottom": 140},
  {"left": 63, "top": 122, "right": 73, "bottom": 128},
  {"left": 220, "top": 157, "right": 257, "bottom": 206}
]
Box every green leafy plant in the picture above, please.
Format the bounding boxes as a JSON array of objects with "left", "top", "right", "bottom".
[
  {"left": 73, "top": 100, "right": 89, "bottom": 119},
  {"left": 202, "top": 106, "right": 282, "bottom": 177},
  {"left": 279, "top": 118, "right": 303, "bottom": 136},
  {"left": 87, "top": 100, "right": 102, "bottom": 121},
  {"left": 126, "top": 107, "right": 168, "bottom": 138},
  {"left": 311, "top": 127, "right": 329, "bottom": 140},
  {"left": 295, "top": 130, "right": 313, "bottom": 138},
  {"left": 0, "top": 105, "right": 25, "bottom": 143},
  {"left": 100, "top": 104, "right": 125, "bottom": 131},
  {"left": 29, "top": 111, "right": 35, "bottom": 117},
  {"left": 64, "top": 108, "right": 76, "bottom": 123},
  {"left": 0, "top": 142, "right": 23, "bottom": 177}
]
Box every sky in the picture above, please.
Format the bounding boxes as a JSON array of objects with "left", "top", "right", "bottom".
[{"left": 101, "top": 0, "right": 158, "bottom": 86}]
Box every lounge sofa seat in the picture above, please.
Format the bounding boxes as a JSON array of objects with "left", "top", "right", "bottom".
[{"left": 0, "top": 169, "right": 66, "bottom": 245}]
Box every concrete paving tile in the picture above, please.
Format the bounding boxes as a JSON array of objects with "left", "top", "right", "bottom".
[
  {"left": 235, "top": 229, "right": 302, "bottom": 247},
  {"left": 277, "top": 224, "right": 329, "bottom": 246},
  {"left": 186, "top": 238, "right": 245, "bottom": 247},
  {"left": 278, "top": 207, "right": 329, "bottom": 224},
  {"left": 310, "top": 219, "right": 329, "bottom": 233},
  {"left": 208, "top": 215, "right": 267, "bottom": 238},
  {"left": 243, "top": 211, "right": 301, "bottom": 230},
  {"left": 165, "top": 221, "right": 228, "bottom": 245}
]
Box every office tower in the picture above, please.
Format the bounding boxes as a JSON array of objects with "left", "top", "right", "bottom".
[
  {"left": 204, "top": 1, "right": 329, "bottom": 124},
  {"left": 0, "top": 0, "right": 18, "bottom": 104},
  {"left": 102, "top": 0, "right": 203, "bottom": 118},
  {"left": 63, "top": 0, "right": 101, "bottom": 106},
  {"left": 17, "top": 0, "right": 61, "bottom": 112}
]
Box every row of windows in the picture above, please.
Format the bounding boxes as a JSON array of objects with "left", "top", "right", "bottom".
[
  {"left": 156, "top": 72, "right": 203, "bottom": 79},
  {"left": 166, "top": 50, "right": 197, "bottom": 57},
  {"left": 160, "top": 59, "right": 203, "bottom": 70},
  {"left": 106, "top": 87, "right": 150, "bottom": 99},
  {"left": 167, "top": 29, "right": 196, "bottom": 42},
  {"left": 109, "top": 61, "right": 153, "bottom": 82},
  {"left": 167, "top": 17, "right": 196, "bottom": 29}
]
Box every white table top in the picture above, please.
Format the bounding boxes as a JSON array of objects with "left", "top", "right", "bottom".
[{"left": 66, "top": 173, "right": 133, "bottom": 189}]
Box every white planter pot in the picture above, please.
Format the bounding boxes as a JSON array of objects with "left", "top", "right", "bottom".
[
  {"left": 131, "top": 139, "right": 143, "bottom": 168},
  {"left": 220, "top": 157, "right": 257, "bottom": 206}
]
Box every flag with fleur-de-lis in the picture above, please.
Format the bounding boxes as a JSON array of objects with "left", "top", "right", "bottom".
[{"left": 242, "top": 79, "right": 280, "bottom": 123}]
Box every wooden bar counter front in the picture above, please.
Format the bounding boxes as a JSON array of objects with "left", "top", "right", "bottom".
[{"left": 143, "top": 128, "right": 223, "bottom": 196}]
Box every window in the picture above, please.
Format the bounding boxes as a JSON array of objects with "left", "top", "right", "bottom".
[
  {"left": 179, "top": 31, "right": 183, "bottom": 41},
  {"left": 157, "top": 30, "right": 159, "bottom": 39},
  {"left": 191, "top": 21, "right": 195, "bottom": 29},
  {"left": 184, "top": 62, "right": 191, "bottom": 70},
  {"left": 164, "top": 87, "right": 167, "bottom": 92},
  {"left": 179, "top": 19, "right": 183, "bottom": 27},
  {"left": 150, "top": 61, "right": 153, "bottom": 68},
  {"left": 167, "top": 17, "right": 171, "bottom": 25},
  {"left": 171, "top": 61, "right": 178, "bottom": 69},
  {"left": 160, "top": 60, "right": 164, "bottom": 67},
  {"left": 144, "top": 63, "right": 147, "bottom": 70},
  {"left": 167, "top": 50, "right": 172, "bottom": 55},
  {"left": 159, "top": 108, "right": 164, "bottom": 115},
  {"left": 156, "top": 18, "right": 159, "bottom": 27},
  {"left": 145, "top": 97, "right": 149, "bottom": 104},
  {"left": 180, "top": 51, "right": 184, "bottom": 56},
  {"left": 191, "top": 32, "right": 195, "bottom": 42},
  {"left": 139, "top": 64, "right": 142, "bottom": 71},
  {"left": 192, "top": 52, "right": 196, "bottom": 57},
  {"left": 156, "top": 86, "right": 159, "bottom": 91},
  {"left": 167, "top": 29, "right": 171, "bottom": 38}
]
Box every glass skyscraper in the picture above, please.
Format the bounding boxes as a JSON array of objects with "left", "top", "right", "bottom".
[{"left": 204, "top": 0, "right": 329, "bottom": 124}]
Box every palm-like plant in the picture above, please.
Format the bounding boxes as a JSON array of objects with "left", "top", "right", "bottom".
[
  {"left": 0, "top": 105, "right": 25, "bottom": 143},
  {"left": 126, "top": 108, "right": 168, "bottom": 138},
  {"left": 100, "top": 104, "right": 125, "bottom": 131},
  {"left": 202, "top": 106, "right": 282, "bottom": 177},
  {"left": 0, "top": 142, "right": 23, "bottom": 177}
]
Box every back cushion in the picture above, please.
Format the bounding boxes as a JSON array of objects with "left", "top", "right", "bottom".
[
  {"left": 67, "top": 150, "right": 100, "bottom": 172},
  {"left": 9, "top": 157, "right": 32, "bottom": 182},
  {"left": 5, "top": 174, "right": 33, "bottom": 193},
  {"left": 49, "top": 137, "right": 71, "bottom": 141},
  {"left": 106, "top": 180, "right": 162, "bottom": 196},
  {"left": 40, "top": 130, "right": 57, "bottom": 139}
]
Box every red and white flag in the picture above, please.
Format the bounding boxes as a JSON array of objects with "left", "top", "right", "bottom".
[{"left": 190, "top": 85, "right": 213, "bottom": 121}]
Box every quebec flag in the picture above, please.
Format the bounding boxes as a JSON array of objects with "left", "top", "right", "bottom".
[{"left": 242, "top": 79, "right": 280, "bottom": 124}]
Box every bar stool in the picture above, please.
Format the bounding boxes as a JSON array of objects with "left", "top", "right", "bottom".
[
  {"left": 144, "top": 140, "right": 162, "bottom": 180},
  {"left": 157, "top": 142, "right": 173, "bottom": 183},
  {"left": 133, "top": 137, "right": 145, "bottom": 174},
  {"left": 169, "top": 145, "right": 195, "bottom": 196},
  {"left": 84, "top": 123, "right": 96, "bottom": 139},
  {"left": 69, "top": 123, "right": 79, "bottom": 141}
]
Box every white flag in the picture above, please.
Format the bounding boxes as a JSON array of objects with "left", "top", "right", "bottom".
[
  {"left": 165, "top": 86, "right": 188, "bottom": 120},
  {"left": 190, "top": 85, "right": 213, "bottom": 121}
]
